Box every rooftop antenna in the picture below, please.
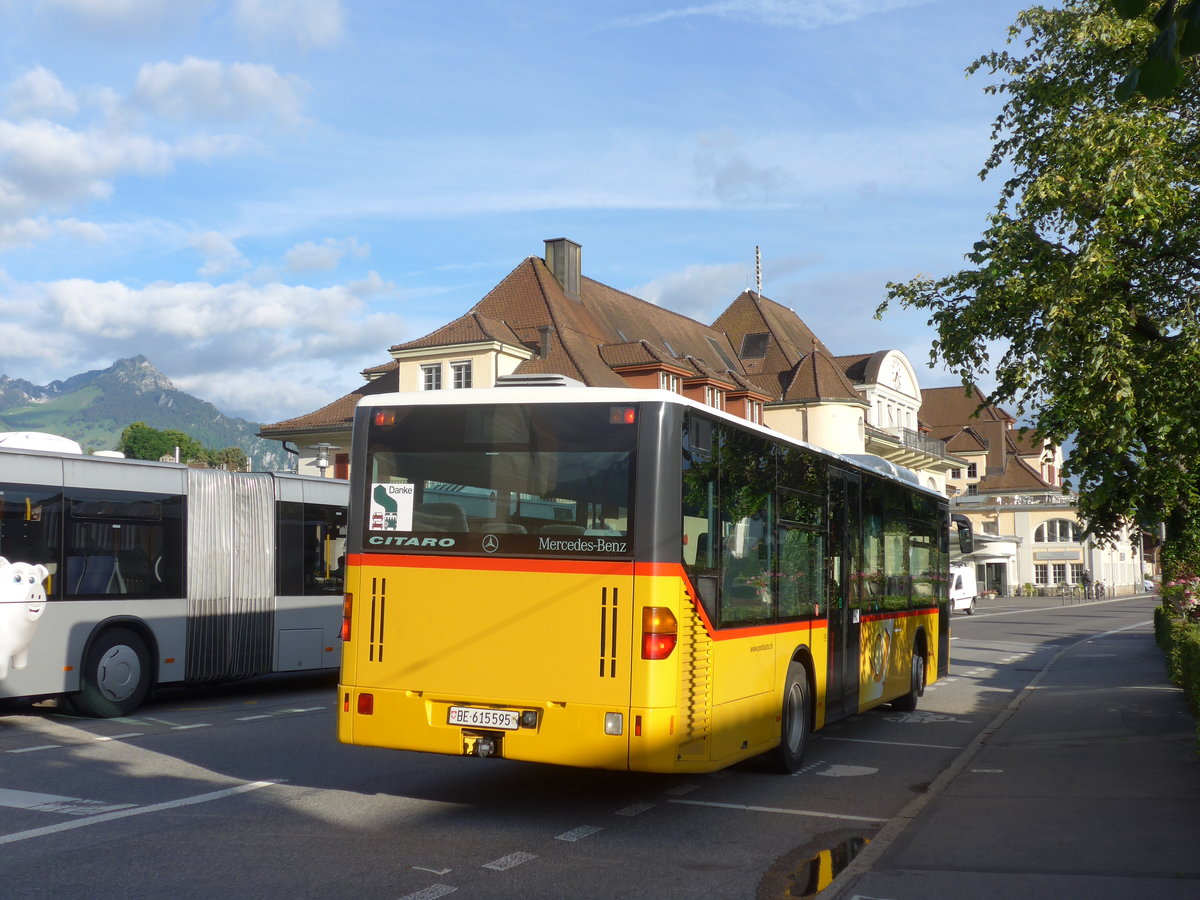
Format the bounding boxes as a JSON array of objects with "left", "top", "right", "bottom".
[{"left": 755, "top": 245, "right": 762, "bottom": 296}]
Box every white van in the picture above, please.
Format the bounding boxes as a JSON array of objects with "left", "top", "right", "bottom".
[{"left": 950, "top": 563, "right": 980, "bottom": 615}]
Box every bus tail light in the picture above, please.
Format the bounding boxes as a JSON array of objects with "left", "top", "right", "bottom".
[
  {"left": 340, "top": 594, "right": 353, "bottom": 642},
  {"left": 358, "top": 693, "right": 374, "bottom": 715},
  {"left": 641, "top": 607, "right": 678, "bottom": 659}
]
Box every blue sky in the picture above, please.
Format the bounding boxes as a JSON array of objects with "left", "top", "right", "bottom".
[{"left": 0, "top": 0, "right": 1034, "bottom": 424}]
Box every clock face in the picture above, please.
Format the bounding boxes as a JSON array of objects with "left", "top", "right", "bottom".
[{"left": 891, "top": 360, "right": 904, "bottom": 389}]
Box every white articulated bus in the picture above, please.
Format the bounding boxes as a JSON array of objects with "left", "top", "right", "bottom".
[{"left": 0, "top": 441, "right": 347, "bottom": 716}]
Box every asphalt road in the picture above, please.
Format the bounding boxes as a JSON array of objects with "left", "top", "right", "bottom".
[{"left": 0, "top": 594, "right": 1178, "bottom": 899}]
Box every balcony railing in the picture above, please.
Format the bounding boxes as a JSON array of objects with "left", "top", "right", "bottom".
[
  {"left": 953, "top": 491, "right": 1076, "bottom": 508},
  {"left": 877, "top": 426, "right": 948, "bottom": 460}
]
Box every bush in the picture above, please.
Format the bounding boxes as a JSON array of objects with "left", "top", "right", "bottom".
[
  {"left": 1156, "top": 602, "right": 1200, "bottom": 718},
  {"left": 1181, "top": 629, "right": 1200, "bottom": 718}
]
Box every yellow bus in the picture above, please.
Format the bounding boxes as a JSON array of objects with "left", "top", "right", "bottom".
[{"left": 338, "top": 385, "right": 965, "bottom": 773}]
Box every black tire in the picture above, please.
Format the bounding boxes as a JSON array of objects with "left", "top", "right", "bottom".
[
  {"left": 72, "top": 627, "right": 152, "bottom": 717},
  {"left": 967, "top": 597, "right": 976, "bottom": 615},
  {"left": 892, "top": 650, "right": 925, "bottom": 712},
  {"left": 766, "top": 662, "right": 811, "bottom": 774}
]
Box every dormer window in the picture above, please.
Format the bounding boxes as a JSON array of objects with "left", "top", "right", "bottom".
[{"left": 421, "top": 363, "right": 442, "bottom": 391}]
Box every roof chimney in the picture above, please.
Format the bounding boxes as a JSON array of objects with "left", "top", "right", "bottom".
[{"left": 544, "top": 237, "right": 581, "bottom": 299}]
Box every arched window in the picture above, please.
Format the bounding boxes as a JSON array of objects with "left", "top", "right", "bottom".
[{"left": 1034, "top": 519, "right": 1081, "bottom": 543}]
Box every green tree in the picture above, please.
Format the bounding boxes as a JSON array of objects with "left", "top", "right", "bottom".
[
  {"left": 206, "top": 446, "right": 249, "bottom": 471},
  {"left": 117, "top": 422, "right": 206, "bottom": 464},
  {"left": 1113, "top": 0, "right": 1200, "bottom": 98},
  {"left": 879, "top": 1, "right": 1200, "bottom": 572},
  {"left": 118, "top": 422, "right": 171, "bottom": 460}
]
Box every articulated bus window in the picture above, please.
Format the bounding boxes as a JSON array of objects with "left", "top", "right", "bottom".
[
  {"left": 65, "top": 488, "right": 184, "bottom": 598},
  {"left": 0, "top": 485, "right": 62, "bottom": 595},
  {"left": 278, "top": 501, "right": 347, "bottom": 595},
  {"left": 364, "top": 404, "right": 636, "bottom": 558}
]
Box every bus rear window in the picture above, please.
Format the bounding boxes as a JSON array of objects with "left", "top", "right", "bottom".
[{"left": 364, "top": 403, "right": 635, "bottom": 557}]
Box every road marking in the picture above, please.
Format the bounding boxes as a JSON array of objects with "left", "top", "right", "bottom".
[
  {"left": 399, "top": 885, "right": 456, "bottom": 899},
  {"left": 669, "top": 799, "right": 887, "bottom": 824},
  {"left": 482, "top": 851, "right": 536, "bottom": 871},
  {"left": 93, "top": 733, "right": 144, "bottom": 741},
  {"left": 615, "top": 802, "right": 655, "bottom": 817},
  {"left": 410, "top": 867, "right": 452, "bottom": 875},
  {"left": 237, "top": 715, "right": 273, "bottom": 721},
  {"left": 0, "top": 779, "right": 282, "bottom": 845},
  {"left": 0, "top": 788, "right": 135, "bottom": 816},
  {"left": 822, "top": 736, "right": 967, "bottom": 751},
  {"left": 5, "top": 745, "right": 61, "bottom": 754},
  {"left": 171, "top": 724, "right": 211, "bottom": 731},
  {"left": 556, "top": 825, "right": 602, "bottom": 841},
  {"left": 817, "top": 764, "right": 878, "bottom": 778}
]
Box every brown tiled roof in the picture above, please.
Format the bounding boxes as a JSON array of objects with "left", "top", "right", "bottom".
[
  {"left": 920, "top": 385, "right": 1014, "bottom": 427},
  {"left": 835, "top": 352, "right": 875, "bottom": 384},
  {"left": 712, "top": 291, "right": 832, "bottom": 377},
  {"left": 391, "top": 256, "right": 753, "bottom": 390},
  {"left": 598, "top": 340, "right": 684, "bottom": 369},
  {"left": 270, "top": 248, "right": 890, "bottom": 442},
  {"left": 1011, "top": 426, "right": 1048, "bottom": 457},
  {"left": 395, "top": 312, "right": 525, "bottom": 351},
  {"left": 259, "top": 361, "right": 398, "bottom": 437},
  {"left": 926, "top": 424, "right": 988, "bottom": 454},
  {"left": 978, "top": 454, "right": 1054, "bottom": 493},
  {"left": 778, "top": 348, "right": 867, "bottom": 405}
]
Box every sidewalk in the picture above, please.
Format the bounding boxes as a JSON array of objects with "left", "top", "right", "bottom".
[{"left": 829, "top": 606, "right": 1200, "bottom": 899}]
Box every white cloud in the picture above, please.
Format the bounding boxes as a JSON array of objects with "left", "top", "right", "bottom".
[
  {"left": 5, "top": 274, "right": 404, "bottom": 420},
  {"left": 617, "top": 0, "right": 934, "bottom": 29},
  {"left": 0, "top": 216, "right": 110, "bottom": 249},
  {"left": 0, "top": 217, "right": 55, "bottom": 248},
  {"left": 284, "top": 236, "right": 369, "bottom": 273},
  {"left": 132, "top": 58, "right": 307, "bottom": 124},
  {"left": 234, "top": 0, "right": 346, "bottom": 50},
  {"left": 192, "top": 231, "right": 250, "bottom": 276},
  {"left": 40, "top": 277, "right": 370, "bottom": 340},
  {"left": 0, "top": 118, "right": 172, "bottom": 217},
  {"left": 5, "top": 66, "right": 79, "bottom": 121}
]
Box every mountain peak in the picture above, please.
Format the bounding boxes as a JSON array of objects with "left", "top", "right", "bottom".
[
  {"left": 105, "top": 356, "right": 176, "bottom": 393},
  {"left": 0, "top": 357, "right": 285, "bottom": 469}
]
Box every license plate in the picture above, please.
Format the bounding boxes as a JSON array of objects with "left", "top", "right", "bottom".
[{"left": 448, "top": 705, "right": 520, "bottom": 730}]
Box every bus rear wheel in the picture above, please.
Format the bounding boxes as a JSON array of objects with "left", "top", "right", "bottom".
[
  {"left": 72, "top": 627, "right": 152, "bottom": 718},
  {"left": 892, "top": 650, "right": 925, "bottom": 712},
  {"left": 766, "top": 662, "right": 811, "bottom": 774}
]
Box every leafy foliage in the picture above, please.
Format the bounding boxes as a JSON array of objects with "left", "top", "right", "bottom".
[
  {"left": 1113, "top": 0, "right": 1200, "bottom": 98},
  {"left": 118, "top": 421, "right": 248, "bottom": 470},
  {"left": 879, "top": 0, "right": 1200, "bottom": 545}
]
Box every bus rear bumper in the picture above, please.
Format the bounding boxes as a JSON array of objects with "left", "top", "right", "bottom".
[{"left": 337, "top": 685, "right": 696, "bottom": 773}]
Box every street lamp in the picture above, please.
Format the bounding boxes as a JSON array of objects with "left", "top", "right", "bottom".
[{"left": 307, "top": 442, "right": 342, "bottom": 477}]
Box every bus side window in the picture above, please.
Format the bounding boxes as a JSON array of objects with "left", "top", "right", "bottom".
[{"left": 778, "top": 525, "right": 823, "bottom": 619}]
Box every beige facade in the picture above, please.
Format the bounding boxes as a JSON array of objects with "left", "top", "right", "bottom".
[{"left": 393, "top": 341, "right": 533, "bottom": 393}]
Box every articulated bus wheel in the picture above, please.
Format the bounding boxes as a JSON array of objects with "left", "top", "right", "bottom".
[
  {"left": 72, "top": 627, "right": 152, "bottom": 718},
  {"left": 766, "top": 662, "right": 811, "bottom": 774}
]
